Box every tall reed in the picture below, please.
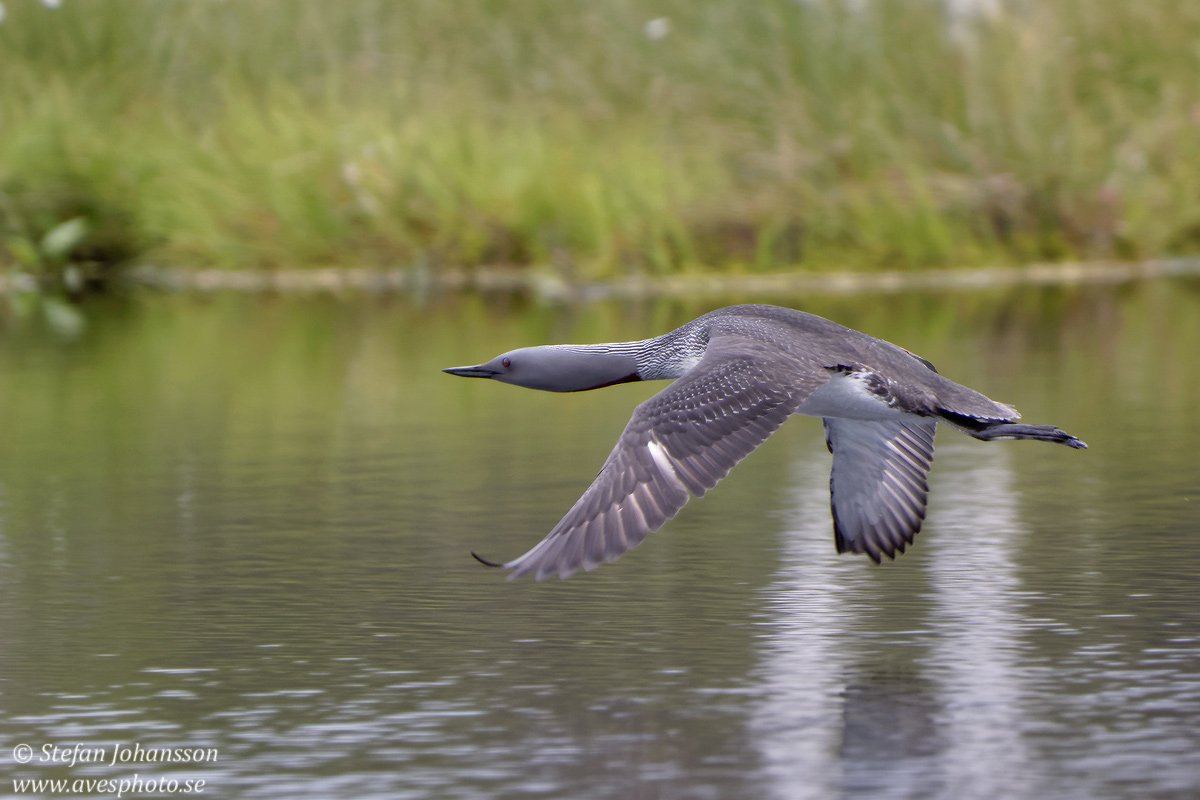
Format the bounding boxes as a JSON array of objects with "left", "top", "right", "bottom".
[{"left": 1, "top": 0, "right": 1198, "bottom": 278}]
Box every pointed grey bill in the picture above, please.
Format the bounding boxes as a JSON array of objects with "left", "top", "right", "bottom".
[
  {"left": 486, "top": 336, "right": 822, "bottom": 581},
  {"left": 825, "top": 417, "right": 937, "bottom": 563},
  {"left": 443, "top": 365, "right": 500, "bottom": 379}
]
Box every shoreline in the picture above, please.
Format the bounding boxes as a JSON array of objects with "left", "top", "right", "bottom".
[
  {"left": 110, "top": 258, "right": 1200, "bottom": 300},
  {"left": 3, "top": 258, "right": 1193, "bottom": 300}
]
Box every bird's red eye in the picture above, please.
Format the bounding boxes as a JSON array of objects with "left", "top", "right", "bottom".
[{"left": 502, "top": 357, "right": 511, "bottom": 368}]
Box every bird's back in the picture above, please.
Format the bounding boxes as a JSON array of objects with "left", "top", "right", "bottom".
[{"left": 687, "top": 305, "right": 1018, "bottom": 421}]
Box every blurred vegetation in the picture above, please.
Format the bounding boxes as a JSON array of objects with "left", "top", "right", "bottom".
[{"left": 1, "top": 0, "right": 1199, "bottom": 281}]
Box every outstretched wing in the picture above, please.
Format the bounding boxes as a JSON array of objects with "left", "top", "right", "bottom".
[
  {"left": 824, "top": 417, "right": 937, "bottom": 562},
  {"left": 495, "top": 337, "right": 820, "bottom": 581}
]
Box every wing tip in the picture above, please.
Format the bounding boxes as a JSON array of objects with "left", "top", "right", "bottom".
[
  {"left": 471, "top": 551, "right": 506, "bottom": 568},
  {"left": 833, "top": 509, "right": 920, "bottom": 565}
]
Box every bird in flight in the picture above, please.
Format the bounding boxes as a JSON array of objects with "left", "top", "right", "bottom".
[{"left": 445, "top": 304, "right": 1085, "bottom": 580}]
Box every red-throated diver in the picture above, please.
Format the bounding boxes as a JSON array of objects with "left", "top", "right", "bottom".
[{"left": 444, "top": 304, "right": 1085, "bottom": 581}]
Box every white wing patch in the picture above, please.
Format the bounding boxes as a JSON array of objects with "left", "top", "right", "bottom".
[{"left": 647, "top": 438, "right": 687, "bottom": 492}]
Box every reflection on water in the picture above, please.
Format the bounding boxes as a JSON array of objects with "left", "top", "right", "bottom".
[
  {"left": 750, "top": 449, "right": 1033, "bottom": 800},
  {"left": 1, "top": 282, "right": 1199, "bottom": 798},
  {"left": 923, "top": 449, "right": 1030, "bottom": 799},
  {"left": 753, "top": 455, "right": 860, "bottom": 800}
]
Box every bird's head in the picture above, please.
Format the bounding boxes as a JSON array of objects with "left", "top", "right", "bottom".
[{"left": 443, "top": 345, "right": 642, "bottom": 393}]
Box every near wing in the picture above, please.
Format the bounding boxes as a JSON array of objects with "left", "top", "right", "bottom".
[{"left": 496, "top": 337, "right": 817, "bottom": 581}]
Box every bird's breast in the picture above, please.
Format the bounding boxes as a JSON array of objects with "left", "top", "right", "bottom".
[{"left": 796, "top": 369, "right": 908, "bottom": 421}]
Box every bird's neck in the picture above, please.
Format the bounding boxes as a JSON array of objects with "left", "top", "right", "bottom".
[
  {"left": 633, "top": 327, "right": 708, "bottom": 380},
  {"left": 542, "top": 326, "right": 707, "bottom": 391}
]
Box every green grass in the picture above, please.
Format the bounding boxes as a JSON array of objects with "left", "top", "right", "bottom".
[{"left": 2, "top": 0, "right": 1200, "bottom": 281}]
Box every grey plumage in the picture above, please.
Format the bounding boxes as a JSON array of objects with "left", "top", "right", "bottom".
[{"left": 444, "top": 304, "right": 1085, "bottom": 581}]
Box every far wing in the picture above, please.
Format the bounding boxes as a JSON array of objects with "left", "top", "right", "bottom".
[
  {"left": 824, "top": 417, "right": 937, "bottom": 562},
  {"left": 495, "top": 337, "right": 820, "bottom": 581}
]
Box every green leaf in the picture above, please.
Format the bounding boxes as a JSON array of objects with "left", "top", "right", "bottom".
[
  {"left": 41, "top": 296, "right": 88, "bottom": 339},
  {"left": 40, "top": 217, "right": 89, "bottom": 262}
]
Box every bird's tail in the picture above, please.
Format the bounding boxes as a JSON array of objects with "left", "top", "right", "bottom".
[
  {"left": 969, "top": 422, "right": 1087, "bottom": 449},
  {"left": 939, "top": 410, "right": 1087, "bottom": 450}
]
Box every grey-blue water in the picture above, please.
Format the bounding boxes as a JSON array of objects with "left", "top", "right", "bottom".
[{"left": 2, "top": 281, "right": 1198, "bottom": 799}]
